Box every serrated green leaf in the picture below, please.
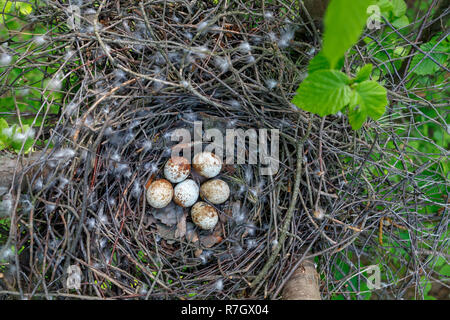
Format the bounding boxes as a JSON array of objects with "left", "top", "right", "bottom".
[
  {"left": 440, "top": 264, "right": 450, "bottom": 277},
  {"left": 17, "top": 2, "right": 33, "bottom": 15},
  {"left": 348, "top": 80, "right": 388, "bottom": 130},
  {"left": 354, "top": 64, "right": 373, "bottom": 83},
  {"left": 392, "top": 15, "right": 409, "bottom": 29},
  {"left": 292, "top": 70, "right": 351, "bottom": 117},
  {"left": 393, "top": 46, "right": 408, "bottom": 57},
  {"left": 410, "top": 40, "right": 449, "bottom": 75},
  {"left": 348, "top": 105, "right": 366, "bottom": 130},
  {"left": 0, "top": 1, "right": 13, "bottom": 13},
  {"left": 392, "top": 0, "right": 407, "bottom": 17},
  {"left": 322, "top": 0, "right": 373, "bottom": 69},
  {"left": 308, "top": 52, "right": 330, "bottom": 74},
  {"left": 434, "top": 256, "right": 446, "bottom": 268}
]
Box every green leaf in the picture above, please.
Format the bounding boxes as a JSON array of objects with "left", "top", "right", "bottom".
[
  {"left": 0, "top": 118, "right": 8, "bottom": 131},
  {"left": 410, "top": 40, "right": 449, "bottom": 75},
  {"left": 348, "top": 105, "right": 366, "bottom": 130},
  {"left": 322, "top": 0, "right": 373, "bottom": 69},
  {"left": 308, "top": 53, "right": 330, "bottom": 74},
  {"left": 422, "top": 278, "right": 434, "bottom": 299},
  {"left": 392, "top": 0, "right": 407, "bottom": 17},
  {"left": 348, "top": 80, "right": 388, "bottom": 130},
  {"left": 440, "top": 264, "right": 450, "bottom": 277},
  {"left": 392, "top": 15, "right": 409, "bottom": 29},
  {"left": 354, "top": 64, "right": 373, "bottom": 83},
  {"left": 10, "top": 125, "right": 34, "bottom": 154},
  {"left": 0, "top": 118, "right": 8, "bottom": 151},
  {"left": 17, "top": 2, "right": 33, "bottom": 15},
  {"left": 308, "top": 53, "right": 345, "bottom": 73},
  {"left": 0, "top": 120, "right": 13, "bottom": 143},
  {"left": 292, "top": 70, "right": 352, "bottom": 117},
  {"left": 377, "top": 0, "right": 394, "bottom": 16},
  {"left": 393, "top": 46, "right": 408, "bottom": 57}
]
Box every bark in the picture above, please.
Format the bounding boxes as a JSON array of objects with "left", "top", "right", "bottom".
[
  {"left": 282, "top": 257, "right": 321, "bottom": 300},
  {"left": 0, "top": 152, "right": 46, "bottom": 195}
]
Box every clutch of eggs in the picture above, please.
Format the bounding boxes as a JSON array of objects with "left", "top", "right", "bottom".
[{"left": 146, "top": 153, "right": 230, "bottom": 231}]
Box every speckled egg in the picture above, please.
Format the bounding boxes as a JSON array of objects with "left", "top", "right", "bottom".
[
  {"left": 146, "top": 179, "right": 173, "bottom": 208},
  {"left": 200, "top": 179, "right": 230, "bottom": 204},
  {"left": 191, "top": 201, "right": 218, "bottom": 230},
  {"left": 192, "top": 152, "right": 222, "bottom": 178},
  {"left": 164, "top": 156, "right": 190, "bottom": 183},
  {"left": 173, "top": 179, "right": 199, "bottom": 207}
]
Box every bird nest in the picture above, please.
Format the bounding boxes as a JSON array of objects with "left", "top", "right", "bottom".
[{"left": 0, "top": 1, "right": 448, "bottom": 300}]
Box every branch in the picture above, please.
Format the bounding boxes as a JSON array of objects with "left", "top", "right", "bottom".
[{"left": 250, "top": 118, "right": 313, "bottom": 296}]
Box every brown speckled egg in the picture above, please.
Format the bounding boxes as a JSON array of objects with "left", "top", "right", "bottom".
[
  {"left": 164, "top": 156, "right": 190, "bottom": 183},
  {"left": 146, "top": 179, "right": 173, "bottom": 208},
  {"left": 191, "top": 201, "right": 218, "bottom": 230},
  {"left": 200, "top": 179, "right": 230, "bottom": 204},
  {"left": 173, "top": 179, "right": 199, "bottom": 207},
  {"left": 192, "top": 152, "right": 222, "bottom": 178}
]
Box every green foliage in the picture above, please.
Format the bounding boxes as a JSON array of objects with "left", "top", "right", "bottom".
[
  {"left": 361, "top": 1, "right": 448, "bottom": 180},
  {"left": 376, "top": 0, "right": 410, "bottom": 28},
  {"left": 328, "top": 252, "right": 374, "bottom": 300},
  {"left": 322, "top": 0, "right": 373, "bottom": 69},
  {"left": 353, "top": 63, "right": 373, "bottom": 83},
  {"left": 420, "top": 276, "right": 438, "bottom": 300},
  {"left": 348, "top": 80, "right": 388, "bottom": 130},
  {"left": 0, "top": 1, "right": 33, "bottom": 23},
  {"left": 410, "top": 36, "right": 449, "bottom": 75},
  {"left": 293, "top": 66, "right": 387, "bottom": 130},
  {"left": 0, "top": 118, "right": 34, "bottom": 153},
  {"left": 0, "top": 1, "right": 68, "bottom": 134},
  {"left": 435, "top": 256, "right": 450, "bottom": 278},
  {"left": 292, "top": 0, "right": 388, "bottom": 130},
  {"left": 306, "top": 0, "right": 446, "bottom": 300},
  {"left": 307, "top": 52, "right": 330, "bottom": 74},
  {"left": 292, "top": 70, "right": 351, "bottom": 117},
  {"left": 94, "top": 279, "right": 112, "bottom": 291}
]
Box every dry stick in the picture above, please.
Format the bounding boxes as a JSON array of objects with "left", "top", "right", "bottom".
[
  {"left": 250, "top": 117, "right": 312, "bottom": 295},
  {"left": 72, "top": 78, "right": 137, "bottom": 143},
  {"left": 0, "top": 290, "right": 110, "bottom": 300},
  {"left": 62, "top": 150, "right": 92, "bottom": 275},
  {"left": 314, "top": 116, "right": 326, "bottom": 211}
]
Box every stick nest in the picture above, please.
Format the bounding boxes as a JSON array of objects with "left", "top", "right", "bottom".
[{"left": 0, "top": 1, "right": 448, "bottom": 300}]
